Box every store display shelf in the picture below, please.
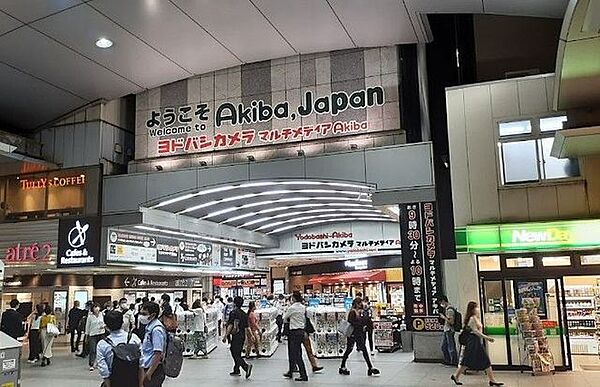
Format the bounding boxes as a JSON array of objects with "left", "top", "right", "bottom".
[
  {"left": 566, "top": 306, "right": 595, "bottom": 310},
  {"left": 566, "top": 316, "right": 596, "bottom": 320},
  {"left": 568, "top": 327, "right": 597, "bottom": 330},
  {"left": 565, "top": 296, "right": 596, "bottom": 300}
]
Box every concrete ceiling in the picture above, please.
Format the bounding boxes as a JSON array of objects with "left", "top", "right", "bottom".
[
  {"left": 0, "top": 0, "right": 569, "bottom": 132},
  {"left": 554, "top": 0, "right": 600, "bottom": 110}
]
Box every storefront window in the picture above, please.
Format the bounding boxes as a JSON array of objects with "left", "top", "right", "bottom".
[
  {"left": 542, "top": 256, "right": 571, "bottom": 267},
  {"left": 580, "top": 255, "right": 600, "bottom": 265},
  {"left": 482, "top": 280, "right": 508, "bottom": 365},
  {"left": 506, "top": 257, "right": 534, "bottom": 268},
  {"left": 478, "top": 255, "right": 501, "bottom": 271}
]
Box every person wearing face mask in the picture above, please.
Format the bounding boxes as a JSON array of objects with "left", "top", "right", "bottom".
[
  {"left": 139, "top": 302, "right": 167, "bottom": 387},
  {"left": 85, "top": 303, "right": 106, "bottom": 372},
  {"left": 451, "top": 301, "right": 503, "bottom": 386},
  {"left": 118, "top": 298, "right": 135, "bottom": 333}
]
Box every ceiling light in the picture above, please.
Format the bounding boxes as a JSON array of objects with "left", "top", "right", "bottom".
[
  {"left": 255, "top": 213, "right": 389, "bottom": 232},
  {"left": 241, "top": 208, "right": 382, "bottom": 228},
  {"left": 151, "top": 180, "right": 373, "bottom": 209},
  {"left": 95, "top": 37, "right": 113, "bottom": 49},
  {"left": 223, "top": 202, "right": 375, "bottom": 224},
  {"left": 268, "top": 216, "right": 395, "bottom": 234}
]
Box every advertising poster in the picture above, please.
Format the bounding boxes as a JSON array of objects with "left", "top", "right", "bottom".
[
  {"left": 516, "top": 280, "right": 547, "bottom": 317},
  {"left": 220, "top": 246, "right": 236, "bottom": 267},
  {"left": 399, "top": 202, "right": 443, "bottom": 332}
]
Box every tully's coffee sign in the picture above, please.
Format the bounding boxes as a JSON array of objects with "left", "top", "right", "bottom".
[
  {"left": 57, "top": 216, "right": 101, "bottom": 268},
  {"left": 3, "top": 242, "right": 52, "bottom": 264},
  {"left": 146, "top": 86, "right": 385, "bottom": 155},
  {"left": 19, "top": 174, "right": 85, "bottom": 190},
  {"left": 400, "top": 202, "right": 443, "bottom": 332}
]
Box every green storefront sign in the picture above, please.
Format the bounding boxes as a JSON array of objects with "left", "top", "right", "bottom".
[{"left": 455, "top": 219, "right": 600, "bottom": 253}]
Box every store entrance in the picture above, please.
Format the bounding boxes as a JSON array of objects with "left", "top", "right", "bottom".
[{"left": 481, "top": 274, "right": 600, "bottom": 371}]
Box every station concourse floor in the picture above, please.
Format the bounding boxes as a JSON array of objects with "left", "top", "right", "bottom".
[{"left": 22, "top": 342, "right": 599, "bottom": 387}]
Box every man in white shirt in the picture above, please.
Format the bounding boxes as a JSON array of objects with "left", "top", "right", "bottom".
[
  {"left": 283, "top": 292, "right": 308, "bottom": 382},
  {"left": 85, "top": 304, "right": 105, "bottom": 372},
  {"left": 213, "top": 296, "right": 225, "bottom": 336},
  {"left": 118, "top": 298, "right": 135, "bottom": 333}
]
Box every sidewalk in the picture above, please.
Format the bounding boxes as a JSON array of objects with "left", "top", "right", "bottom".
[{"left": 22, "top": 344, "right": 598, "bottom": 386}]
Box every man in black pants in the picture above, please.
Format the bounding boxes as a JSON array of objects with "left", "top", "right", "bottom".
[
  {"left": 222, "top": 296, "right": 252, "bottom": 379},
  {"left": 67, "top": 301, "right": 85, "bottom": 353},
  {"left": 283, "top": 291, "right": 308, "bottom": 382}
]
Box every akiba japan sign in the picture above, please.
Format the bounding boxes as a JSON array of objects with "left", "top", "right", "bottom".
[{"left": 145, "top": 86, "right": 385, "bottom": 155}]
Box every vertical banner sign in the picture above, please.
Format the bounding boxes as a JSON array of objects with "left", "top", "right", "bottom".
[{"left": 400, "top": 202, "right": 443, "bottom": 332}]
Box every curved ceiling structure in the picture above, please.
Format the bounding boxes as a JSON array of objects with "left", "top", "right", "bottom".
[
  {"left": 146, "top": 179, "right": 395, "bottom": 234},
  {"left": 554, "top": 0, "right": 600, "bottom": 110}
]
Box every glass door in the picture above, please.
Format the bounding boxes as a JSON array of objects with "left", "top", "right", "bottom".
[{"left": 481, "top": 277, "right": 570, "bottom": 370}]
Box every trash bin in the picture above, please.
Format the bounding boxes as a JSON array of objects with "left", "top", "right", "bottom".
[{"left": 0, "top": 332, "right": 22, "bottom": 387}]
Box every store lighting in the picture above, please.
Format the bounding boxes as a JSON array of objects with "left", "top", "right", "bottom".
[
  {"left": 153, "top": 180, "right": 373, "bottom": 209},
  {"left": 95, "top": 37, "right": 113, "bottom": 48},
  {"left": 254, "top": 212, "right": 390, "bottom": 232},
  {"left": 133, "top": 225, "right": 263, "bottom": 248},
  {"left": 203, "top": 196, "right": 372, "bottom": 219},
  {"left": 223, "top": 203, "right": 375, "bottom": 224},
  {"left": 268, "top": 216, "right": 395, "bottom": 234},
  {"left": 241, "top": 208, "right": 382, "bottom": 227},
  {"left": 179, "top": 189, "right": 370, "bottom": 215}
]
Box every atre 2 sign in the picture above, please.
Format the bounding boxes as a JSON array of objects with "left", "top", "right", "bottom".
[{"left": 4, "top": 242, "right": 52, "bottom": 264}]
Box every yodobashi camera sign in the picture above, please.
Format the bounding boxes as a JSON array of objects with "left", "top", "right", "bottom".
[
  {"left": 57, "top": 217, "right": 101, "bottom": 268},
  {"left": 145, "top": 86, "right": 385, "bottom": 156}
]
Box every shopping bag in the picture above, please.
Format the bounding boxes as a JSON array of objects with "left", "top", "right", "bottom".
[
  {"left": 46, "top": 323, "right": 60, "bottom": 336},
  {"left": 337, "top": 320, "right": 354, "bottom": 337}
]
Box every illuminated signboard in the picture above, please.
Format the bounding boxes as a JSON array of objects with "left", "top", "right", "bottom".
[
  {"left": 3, "top": 242, "right": 53, "bottom": 264},
  {"left": 19, "top": 175, "right": 86, "bottom": 190},
  {"left": 456, "top": 219, "right": 600, "bottom": 253}
]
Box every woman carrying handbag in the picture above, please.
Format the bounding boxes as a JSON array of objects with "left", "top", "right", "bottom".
[
  {"left": 338, "top": 297, "right": 380, "bottom": 377},
  {"left": 451, "top": 301, "right": 503, "bottom": 386},
  {"left": 40, "top": 305, "right": 59, "bottom": 367}
]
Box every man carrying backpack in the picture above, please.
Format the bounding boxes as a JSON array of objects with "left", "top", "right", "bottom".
[
  {"left": 439, "top": 295, "right": 460, "bottom": 367},
  {"left": 96, "top": 310, "right": 141, "bottom": 387},
  {"left": 139, "top": 302, "right": 167, "bottom": 387}
]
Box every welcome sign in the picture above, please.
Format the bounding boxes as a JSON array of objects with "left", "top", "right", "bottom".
[
  {"left": 146, "top": 87, "right": 384, "bottom": 155},
  {"left": 457, "top": 219, "right": 600, "bottom": 253}
]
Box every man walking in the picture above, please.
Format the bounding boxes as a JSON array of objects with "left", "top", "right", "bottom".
[
  {"left": 439, "top": 295, "right": 458, "bottom": 366},
  {"left": 68, "top": 301, "right": 85, "bottom": 353},
  {"left": 222, "top": 296, "right": 252, "bottom": 379},
  {"left": 283, "top": 292, "right": 308, "bottom": 382},
  {"left": 139, "top": 302, "right": 166, "bottom": 387}
]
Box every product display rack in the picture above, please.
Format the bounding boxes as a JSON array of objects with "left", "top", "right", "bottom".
[
  {"left": 306, "top": 306, "right": 347, "bottom": 358},
  {"left": 243, "top": 307, "right": 279, "bottom": 357},
  {"left": 175, "top": 306, "right": 219, "bottom": 357},
  {"left": 515, "top": 298, "right": 555, "bottom": 376},
  {"left": 565, "top": 286, "right": 599, "bottom": 355},
  {"left": 373, "top": 316, "right": 402, "bottom": 352}
]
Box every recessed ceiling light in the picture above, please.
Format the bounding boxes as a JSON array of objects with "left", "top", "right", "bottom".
[{"left": 95, "top": 37, "right": 113, "bottom": 48}]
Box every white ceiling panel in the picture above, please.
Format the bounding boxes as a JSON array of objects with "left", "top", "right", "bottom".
[
  {"left": 328, "top": 0, "right": 417, "bottom": 46},
  {"left": 173, "top": 0, "right": 296, "bottom": 63},
  {"left": 484, "top": 0, "right": 569, "bottom": 19},
  {"left": 89, "top": 0, "right": 241, "bottom": 74},
  {"left": 0, "top": 26, "right": 141, "bottom": 100},
  {"left": 405, "top": 0, "right": 484, "bottom": 14},
  {"left": 0, "top": 0, "right": 83, "bottom": 23},
  {"left": 253, "top": 0, "right": 354, "bottom": 53},
  {"left": 31, "top": 4, "right": 190, "bottom": 89},
  {"left": 0, "top": 11, "right": 22, "bottom": 36},
  {"left": 0, "top": 62, "right": 86, "bottom": 129}
]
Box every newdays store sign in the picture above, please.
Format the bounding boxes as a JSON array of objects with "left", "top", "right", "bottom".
[{"left": 456, "top": 219, "right": 600, "bottom": 253}]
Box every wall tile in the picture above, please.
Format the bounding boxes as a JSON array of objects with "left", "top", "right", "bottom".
[
  {"left": 364, "top": 48, "right": 381, "bottom": 77},
  {"left": 271, "top": 64, "right": 286, "bottom": 92},
  {"left": 381, "top": 46, "right": 398, "bottom": 75},
  {"left": 160, "top": 80, "right": 187, "bottom": 108},
  {"left": 331, "top": 49, "right": 364, "bottom": 83},
  {"left": 187, "top": 77, "right": 200, "bottom": 104},
  {"left": 315, "top": 55, "right": 330, "bottom": 85},
  {"left": 228, "top": 70, "right": 241, "bottom": 98},
  {"left": 200, "top": 74, "right": 214, "bottom": 102},
  {"left": 300, "top": 57, "right": 316, "bottom": 88}
]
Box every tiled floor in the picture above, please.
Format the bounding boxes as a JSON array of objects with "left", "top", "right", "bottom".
[{"left": 21, "top": 343, "right": 600, "bottom": 386}]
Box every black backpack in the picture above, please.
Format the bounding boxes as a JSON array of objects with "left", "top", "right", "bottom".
[
  {"left": 104, "top": 334, "right": 141, "bottom": 387},
  {"left": 450, "top": 307, "right": 462, "bottom": 332}
]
